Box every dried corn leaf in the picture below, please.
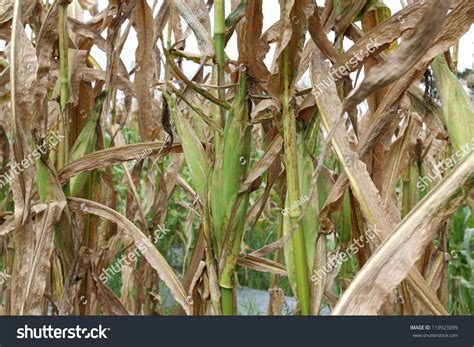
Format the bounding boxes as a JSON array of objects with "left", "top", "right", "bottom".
[
  {"left": 333, "top": 153, "right": 474, "bottom": 314},
  {"left": 68, "top": 197, "right": 192, "bottom": 315},
  {"left": 343, "top": 0, "right": 450, "bottom": 112},
  {"left": 174, "top": 0, "right": 213, "bottom": 57}
]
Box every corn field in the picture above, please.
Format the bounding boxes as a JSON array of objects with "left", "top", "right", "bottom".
[{"left": 0, "top": 0, "right": 472, "bottom": 316}]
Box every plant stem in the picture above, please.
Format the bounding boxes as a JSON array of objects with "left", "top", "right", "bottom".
[
  {"left": 282, "top": 48, "right": 311, "bottom": 315},
  {"left": 214, "top": 0, "right": 226, "bottom": 127},
  {"left": 167, "top": 9, "right": 173, "bottom": 50},
  {"left": 221, "top": 287, "right": 234, "bottom": 315},
  {"left": 58, "top": 1, "right": 70, "bottom": 168},
  {"left": 218, "top": 74, "right": 251, "bottom": 315}
]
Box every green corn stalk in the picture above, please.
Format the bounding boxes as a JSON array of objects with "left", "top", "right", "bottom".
[
  {"left": 58, "top": 0, "right": 71, "bottom": 168},
  {"left": 58, "top": 2, "right": 69, "bottom": 113},
  {"left": 34, "top": 1, "right": 76, "bottom": 265},
  {"left": 281, "top": 48, "right": 311, "bottom": 315},
  {"left": 211, "top": 72, "right": 252, "bottom": 315},
  {"left": 214, "top": 0, "right": 227, "bottom": 127},
  {"left": 68, "top": 92, "right": 107, "bottom": 197},
  {"left": 214, "top": 0, "right": 225, "bottom": 84},
  {"left": 431, "top": 55, "right": 474, "bottom": 152},
  {"left": 283, "top": 129, "right": 319, "bottom": 306},
  {"left": 209, "top": 68, "right": 224, "bottom": 253}
]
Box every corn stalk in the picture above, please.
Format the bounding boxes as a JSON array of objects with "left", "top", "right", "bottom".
[{"left": 282, "top": 48, "right": 311, "bottom": 315}]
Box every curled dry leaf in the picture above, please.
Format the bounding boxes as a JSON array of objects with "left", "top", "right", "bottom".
[
  {"left": 237, "top": 253, "right": 287, "bottom": 276},
  {"left": 237, "top": 0, "right": 270, "bottom": 81},
  {"left": 58, "top": 142, "right": 181, "bottom": 183},
  {"left": 343, "top": 0, "right": 450, "bottom": 112},
  {"left": 174, "top": 0, "right": 213, "bottom": 57}
]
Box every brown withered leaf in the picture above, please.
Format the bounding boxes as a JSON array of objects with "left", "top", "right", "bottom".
[
  {"left": 311, "top": 233, "right": 327, "bottom": 315},
  {"left": 381, "top": 112, "right": 423, "bottom": 206},
  {"left": 67, "top": 18, "right": 134, "bottom": 110},
  {"left": 332, "top": 2, "right": 427, "bottom": 77},
  {"left": 343, "top": 0, "right": 450, "bottom": 112},
  {"left": 59, "top": 248, "right": 89, "bottom": 315},
  {"left": 119, "top": 265, "right": 136, "bottom": 313},
  {"left": 0, "top": 214, "right": 15, "bottom": 236},
  {"left": 330, "top": 0, "right": 370, "bottom": 37},
  {"left": 69, "top": 50, "right": 89, "bottom": 107},
  {"left": 10, "top": 221, "right": 35, "bottom": 314},
  {"left": 0, "top": 0, "right": 37, "bottom": 25},
  {"left": 154, "top": 0, "right": 171, "bottom": 42},
  {"left": 33, "top": 2, "right": 58, "bottom": 135},
  {"left": 267, "top": 287, "right": 285, "bottom": 316},
  {"left": 237, "top": 253, "right": 287, "bottom": 276},
  {"left": 82, "top": 68, "right": 136, "bottom": 97},
  {"left": 8, "top": 5, "right": 38, "bottom": 316},
  {"left": 58, "top": 142, "right": 182, "bottom": 184},
  {"left": 174, "top": 0, "right": 213, "bottom": 57},
  {"left": 237, "top": 0, "right": 270, "bottom": 81},
  {"left": 308, "top": 6, "right": 338, "bottom": 64},
  {"left": 19, "top": 201, "right": 66, "bottom": 315},
  {"left": 268, "top": 0, "right": 314, "bottom": 96},
  {"left": 0, "top": 125, "right": 9, "bottom": 175}
]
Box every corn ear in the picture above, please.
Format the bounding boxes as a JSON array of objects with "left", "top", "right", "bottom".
[
  {"left": 431, "top": 55, "right": 474, "bottom": 152},
  {"left": 218, "top": 74, "right": 252, "bottom": 262},
  {"left": 210, "top": 72, "right": 252, "bottom": 314},
  {"left": 68, "top": 92, "right": 106, "bottom": 197},
  {"left": 165, "top": 93, "right": 210, "bottom": 201}
]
